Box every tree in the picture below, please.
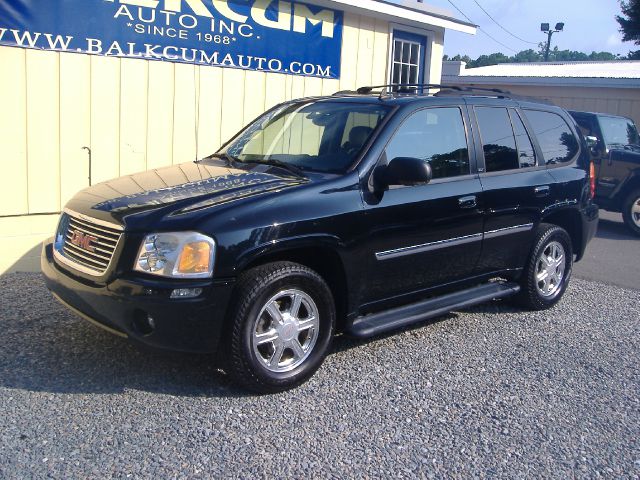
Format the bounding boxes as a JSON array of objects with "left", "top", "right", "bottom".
[
  {"left": 617, "top": 0, "right": 640, "bottom": 58},
  {"left": 512, "top": 49, "right": 542, "bottom": 63},
  {"left": 444, "top": 49, "right": 621, "bottom": 68}
]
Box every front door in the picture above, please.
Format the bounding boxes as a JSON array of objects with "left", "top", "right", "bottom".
[
  {"left": 361, "top": 106, "right": 484, "bottom": 308},
  {"left": 596, "top": 115, "right": 640, "bottom": 198}
]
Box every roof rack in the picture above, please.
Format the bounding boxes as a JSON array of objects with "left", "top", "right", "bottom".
[
  {"left": 332, "top": 83, "right": 514, "bottom": 100},
  {"left": 354, "top": 84, "right": 460, "bottom": 95}
]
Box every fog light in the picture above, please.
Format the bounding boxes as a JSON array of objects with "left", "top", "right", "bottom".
[
  {"left": 132, "top": 311, "right": 156, "bottom": 336},
  {"left": 170, "top": 288, "right": 203, "bottom": 299}
]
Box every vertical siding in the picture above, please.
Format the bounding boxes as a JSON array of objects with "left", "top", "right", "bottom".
[
  {"left": 26, "top": 49, "right": 60, "bottom": 213},
  {"left": 90, "top": 56, "right": 121, "bottom": 184},
  {"left": 60, "top": 53, "right": 91, "bottom": 206},
  {"left": 119, "top": 58, "right": 149, "bottom": 176},
  {"left": 0, "top": 47, "right": 28, "bottom": 216},
  {"left": 146, "top": 61, "right": 175, "bottom": 169}
]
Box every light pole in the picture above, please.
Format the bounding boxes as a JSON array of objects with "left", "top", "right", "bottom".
[{"left": 541, "top": 22, "right": 564, "bottom": 62}]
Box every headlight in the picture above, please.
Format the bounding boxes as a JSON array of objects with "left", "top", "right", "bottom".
[{"left": 134, "top": 232, "right": 215, "bottom": 279}]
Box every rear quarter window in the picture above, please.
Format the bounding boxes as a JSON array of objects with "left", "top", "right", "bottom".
[{"left": 524, "top": 110, "right": 579, "bottom": 165}]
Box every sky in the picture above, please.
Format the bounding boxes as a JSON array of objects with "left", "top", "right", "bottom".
[{"left": 417, "top": 0, "right": 630, "bottom": 58}]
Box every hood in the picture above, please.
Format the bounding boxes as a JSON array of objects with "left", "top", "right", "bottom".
[{"left": 65, "top": 160, "right": 309, "bottom": 227}]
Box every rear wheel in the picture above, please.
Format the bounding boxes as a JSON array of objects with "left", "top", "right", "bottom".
[
  {"left": 517, "top": 224, "right": 573, "bottom": 310},
  {"left": 622, "top": 188, "right": 640, "bottom": 237},
  {"left": 223, "top": 262, "right": 335, "bottom": 394}
]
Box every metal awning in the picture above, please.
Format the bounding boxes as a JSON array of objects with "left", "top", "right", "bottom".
[{"left": 308, "top": 0, "right": 477, "bottom": 34}]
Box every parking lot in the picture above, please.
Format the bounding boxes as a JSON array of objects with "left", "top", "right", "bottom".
[{"left": 0, "top": 216, "right": 638, "bottom": 478}]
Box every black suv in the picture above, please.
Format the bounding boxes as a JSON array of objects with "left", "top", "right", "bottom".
[
  {"left": 569, "top": 110, "right": 640, "bottom": 235},
  {"left": 42, "top": 85, "right": 598, "bottom": 393}
]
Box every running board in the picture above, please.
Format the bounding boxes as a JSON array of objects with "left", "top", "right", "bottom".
[{"left": 347, "top": 282, "right": 521, "bottom": 339}]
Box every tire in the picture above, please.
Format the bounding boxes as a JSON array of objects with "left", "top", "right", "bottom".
[
  {"left": 223, "top": 261, "right": 335, "bottom": 394},
  {"left": 621, "top": 188, "right": 640, "bottom": 237},
  {"left": 516, "top": 224, "right": 573, "bottom": 311}
]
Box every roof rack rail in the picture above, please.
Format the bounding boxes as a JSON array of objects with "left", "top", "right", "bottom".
[
  {"left": 332, "top": 84, "right": 521, "bottom": 100},
  {"left": 355, "top": 83, "right": 461, "bottom": 95},
  {"left": 434, "top": 86, "right": 512, "bottom": 98}
]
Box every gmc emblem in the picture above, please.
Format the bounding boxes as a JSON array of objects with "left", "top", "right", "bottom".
[{"left": 69, "top": 230, "right": 98, "bottom": 253}]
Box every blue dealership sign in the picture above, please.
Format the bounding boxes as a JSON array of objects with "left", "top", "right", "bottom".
[{"left": 0, "top": 0, "right": 343, "bottom": 78}]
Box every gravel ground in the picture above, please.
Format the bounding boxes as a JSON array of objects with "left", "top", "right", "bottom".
[{"left": 0, "top": 273, "right": 638, "bottom": 479}]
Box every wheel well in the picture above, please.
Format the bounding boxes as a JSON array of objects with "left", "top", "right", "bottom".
[
  {"left": 615, "top": 176, "right": 640, "bottom": 207},
  {"left": 542, "top": 210, "right": 582, "bottom": 258},
  {"left": 242, "top": 247, "right": 349, "bottom": 330}
]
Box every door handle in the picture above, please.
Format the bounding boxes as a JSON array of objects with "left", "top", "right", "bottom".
[
  {"left": 458, "top": 195, "right": 477, "bottom": 209},
  {"left": 534, "top": 185, "right": 551, "bottom": 197}
]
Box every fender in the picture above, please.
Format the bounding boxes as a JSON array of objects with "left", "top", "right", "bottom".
[{"left": 234, "top": 233, "right": 347, "bottom": 274}]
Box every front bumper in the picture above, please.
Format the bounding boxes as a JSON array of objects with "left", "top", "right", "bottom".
[{"left": 41, "top": 239, "right": 235, "bottom": 353}]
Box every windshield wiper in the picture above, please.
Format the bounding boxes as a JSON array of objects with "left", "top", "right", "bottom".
[
  {"left": 240, "top": 159, "right": 307, "bottom": 178},
  {"left": 195, "top": 152, "right": 239, "bottom": 165}
]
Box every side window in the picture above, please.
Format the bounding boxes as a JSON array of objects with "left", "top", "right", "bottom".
[
  {"left": 384, "top": 107, "right": 470, "bottom": 180},
  {"left": 510, "top": 109, "right": 536, "bottom": 168},
  {"left": 475, "top": 107, "right": 519, "bottom": 172},
  {"left": 524, "top": 110, "right": 579, "bottom": 165},
  {"left": 599, "top": 115, "right": 640, "bottom": 147}
]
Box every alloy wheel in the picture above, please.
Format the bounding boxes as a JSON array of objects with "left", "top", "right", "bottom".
[
  {"left": 632, "top": 197, "right": 640, "bottom": 228},
  {"left": 251, "top": 289, "right": 320, "bottom": 373},
  {"left": 535, "top": 241, "right": 566, "bottom": 298}
]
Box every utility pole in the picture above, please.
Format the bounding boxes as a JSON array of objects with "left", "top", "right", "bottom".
[{"left": 541, "top": 22, "right": 565, "bottom": 62}]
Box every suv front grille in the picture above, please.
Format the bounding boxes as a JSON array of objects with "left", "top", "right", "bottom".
[{"left": 54, "top": 211, "right": 123, "bottom": 276}]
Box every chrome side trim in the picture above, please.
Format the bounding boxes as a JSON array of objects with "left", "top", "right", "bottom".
[
  {"left": 484, "top": 223, "right": 534, "bottom": 240},
  {"left": 375, "top": 233, "right": 483, "bottom": 260},
  {"left": 375, "top": 223, "right": 535, "bottom": 261}
]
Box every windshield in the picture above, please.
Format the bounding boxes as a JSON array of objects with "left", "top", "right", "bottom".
[
  {"left": 222, "top": 101, "right": 391, "bottom": 173},
  {"left": 599, "top": 116, "right": 640, "bottom": 146}
]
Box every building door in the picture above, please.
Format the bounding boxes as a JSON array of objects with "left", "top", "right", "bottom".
[{"left": 390, "top": 31, "right": 428, "bottom": 87}]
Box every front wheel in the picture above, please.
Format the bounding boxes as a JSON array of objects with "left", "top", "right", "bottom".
[
  {"left": 516, "top": 224, "right": 573, "bottom": 310},
  {"left": 622, "top": 189, "right": 640, "bottom": 237},
  {"left": 223, "top": 262, "right": 335, "bottom": 394}
]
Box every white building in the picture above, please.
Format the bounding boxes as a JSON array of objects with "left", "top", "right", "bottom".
[{"left": 443, "top": 60, "right": 640, "bottom": 126}]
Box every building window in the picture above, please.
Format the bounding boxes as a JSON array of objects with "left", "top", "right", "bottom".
[{"left": 390, "top": 31, "right": 427, "bottom": 88}]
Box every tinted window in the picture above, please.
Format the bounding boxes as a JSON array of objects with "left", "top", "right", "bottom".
[
  {"left": 524, "top": 110, "right": 579, "bottom": 165},
  {"left": 599, "top": 115, "right": 640, "bottom": 147},
  {"left": 385, "top": 107, "right": 469, "bottom": 180},
  {"left": 476, "top": 107, "right": 519, "bottom": 172},
  {"left": 510, "top": 110, "right": 536, "bottom": 168},
  {"left": 571, "top": 112, "right": 600, "bottom": 139}
]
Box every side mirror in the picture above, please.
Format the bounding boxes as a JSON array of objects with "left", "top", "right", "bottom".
[
  {"left": 375, "top": 157, "right": 432, "bottom": 188},
  {"left": 585, "top": 135, "right": 604, "bottom": 157},
  {"left": 585, "top": 136, "right": 598, "bottom": 148}
]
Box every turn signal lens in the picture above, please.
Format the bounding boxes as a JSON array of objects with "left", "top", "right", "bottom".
[
  {"left": 177, "top": 241, "right": 211, "bottom": 274},
  {"left": 589, "top": 161, "right": 596, "bottom": 199}
]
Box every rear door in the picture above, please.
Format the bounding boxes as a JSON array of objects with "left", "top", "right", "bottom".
[{"left": 468, "top": 101, "right": 557, "bottom": 273}]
